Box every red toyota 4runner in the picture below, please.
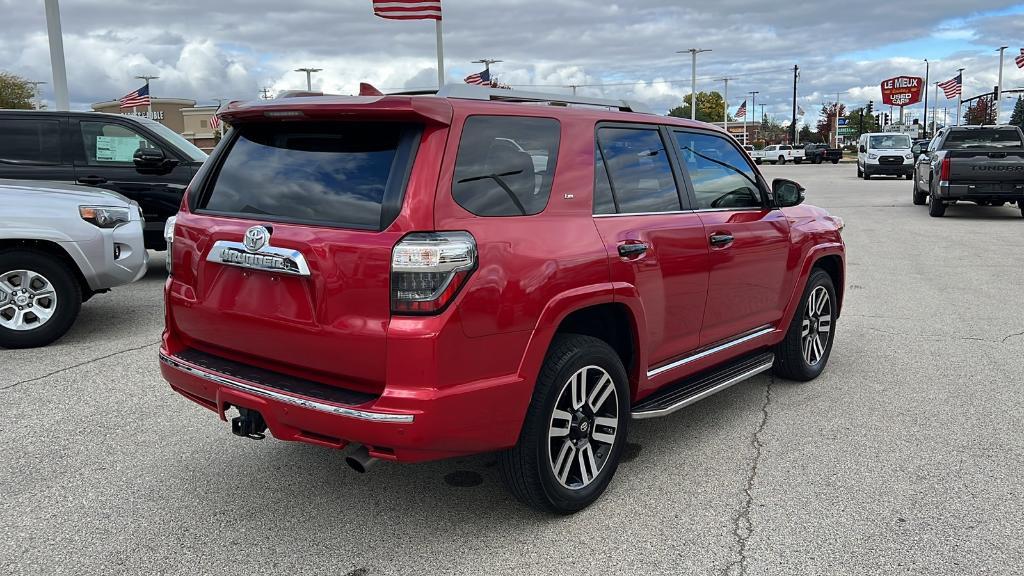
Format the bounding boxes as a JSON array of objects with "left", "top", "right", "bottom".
[{"left": 160, "top": 85, "right": 845, "bottom": 513}]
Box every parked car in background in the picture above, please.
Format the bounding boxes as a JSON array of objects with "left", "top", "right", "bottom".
[
  {"left": 761, "top": 144, "right": 804, "bottom": 165},
  {"left": 0, "top": 110, "right": 208, "bottom": 249},
  {"left": 0, "top": 180, "right": 148, "bottom": 348},
  {"left": 912, "top": 125, "right": 1024, "bottom": 217},
  {"left": 911, "top": 138, "right": 930, "bottom": 162},
  {"left": 857, "top": 132, "right": 914, "bottom": 179},
  {"left": 803, "top": 143, "right": 842, "bottom": 164},
  {"left": 159, "top": 85, "right": 845, "bottom": 513},
  {"left": 744, "top": 144, "right": 766, "bottom": 164}
]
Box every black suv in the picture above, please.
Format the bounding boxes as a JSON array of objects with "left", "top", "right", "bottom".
[{"left": 0, "top": 110, "right": 208, "bottom": 249}]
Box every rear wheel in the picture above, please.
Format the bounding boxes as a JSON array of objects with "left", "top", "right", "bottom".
[
  {"left": 928, "top": 183, "right": 946, "bottom": 217},
  {"left": 500, "top": 334, "right": 629, "bottom": 514},
  {"left": 0, "top": 249, "right": 82, "bottom": 349},
  {"left": 778, "top": 156, "right": 787, "bottom": 165},
  {"left": 831, "top": 159, "right": 840, "bottom": 164},
  {"left": 773, "top": 269, "right": 836, "bottom": 381}
]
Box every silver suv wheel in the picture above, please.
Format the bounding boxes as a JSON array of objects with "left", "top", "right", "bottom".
[
  {"left": 801, "top": 285, "right": 832, "bottom": 366},
  {"left": 0, "top": 269, "right": 59, "bottom": 331},
  {"left": 548, "top": 365, "right": 620, "bottom": 490}
]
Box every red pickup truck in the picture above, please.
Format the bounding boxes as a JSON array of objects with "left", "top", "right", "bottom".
[{"left": 160, "top": 86, "right": 846, "bottom": 513}]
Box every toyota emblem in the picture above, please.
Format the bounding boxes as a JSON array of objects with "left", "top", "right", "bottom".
[{"left": 243, "top": 226, "right": 269, "bottom": 252}]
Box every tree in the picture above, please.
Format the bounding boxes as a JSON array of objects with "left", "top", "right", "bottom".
[
  {"left": 964, "top": 95, "right": 997, "bottom": 125},
  {"left": 846, "top": 107, "right": 880, "bottom": 139},
  {"left": 799, "top": 125, "right": 822, "bottom": 144},
  {"left": 1010, "top": 96, "right": 1024, "bottom": 132},
  {"left": 759, "top": 115, "right": 788, "bottom": 144},
  {"left": 0, "top": 71, "right": 36, "bottom": 109},
  {"left": 668, "top": 91, "right": 728, "bottom": 123},
  {"left": 815, "top": 102, "right": 847, "bottom": 144}
]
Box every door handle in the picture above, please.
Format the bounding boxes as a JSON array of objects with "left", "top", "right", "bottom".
[
  {"left": 617, "top": 242, "right": 648, "bottom": 258},
  {"left": 77, "top": 176, "right": 108, "bottom": 185},
  {"left": 709, "top": 233, "right": 734, "bottom": 247}
]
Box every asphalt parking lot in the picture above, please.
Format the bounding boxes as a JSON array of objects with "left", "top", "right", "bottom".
[{"left": 3, "top": 163, "right": 1022, "bottom": 576}]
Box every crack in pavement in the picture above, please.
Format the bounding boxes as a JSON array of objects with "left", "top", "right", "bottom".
[
  {"left": 1, "top": 340, "right": 160, "bottom": 391},
  {"left": 1002, "top": 330, "right": 1024, "bottom": 343},
  {"left": 863, "top": 325, "right": 1023, "bottom": 345},
  {"left": 721, "top": 373, "right": 773, "bottom": 576}
]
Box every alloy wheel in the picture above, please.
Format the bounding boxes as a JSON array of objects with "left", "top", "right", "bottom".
[
  {"left": 801, "top": 286, "right": 832, "bottom": 366},
  {"left": 548, "top": 365, "right": 620, "bottom": 490},
  {"left": 0, "top": 269, "right": 58, "bottom": 331}
]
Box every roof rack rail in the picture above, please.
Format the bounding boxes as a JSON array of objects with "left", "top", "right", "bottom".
[
  {"left": 435, "top": 84, "right": 651, "bottom": 114},
  {"left": 275, "top": 90, "right": 326, "bottom": 99}
]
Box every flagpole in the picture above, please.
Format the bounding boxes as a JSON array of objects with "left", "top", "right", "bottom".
[
  {"left": 435, "top": 19, "right": 445, "bottom": 89},
  {"left": 996, "top": 46, "right": 1007, "bottom": 122},
  {"left": 955, "top": 68, "right": 964, "bottom": 126}
]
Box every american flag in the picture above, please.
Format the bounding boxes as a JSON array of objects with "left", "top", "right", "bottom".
[
  {"left": 1015, "top": 48, "right": 1024, "bottom": 69},
  {"left": 735, "top": 99, "right": 747, "bottom": 119},
  {"left": 464, "top": 69, "right": 491, "bottom": 86},
  {"left": 372, "top": 0, "right": 441, "bottom": 20},
  {"left": 119, "top": 84, "right": 151, "bottom": 109},
  {"left": 938, "top": 73, "right": 962, "bottom": 99},
  {"left": 209, "top": 115, "right": 221, "bottom": 131}
]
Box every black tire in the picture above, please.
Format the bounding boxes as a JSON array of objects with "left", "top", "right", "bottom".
[
  {"left": 773, "top": 269, "right": 836, "bottom": 381},
  {"left": 778, "top": 156, "right": 786, "bottom": 165},
  {"left": 795, "top": 158, "right": 803, "bottom": 164},
  {"left": 1019, "top": 202, "right": 1024, "bottom": 218},
  {"left": 831, "top": 159, "right": 840, "bottom": 164},
  {"left": 863, "top": 170, "right": 871, "bottom": 180},
  {"left": 499, "top": 334, "right": 630, "bottom": 514},
  {"left": 928, "top": 183, "right": 946, "bottom": 217},
  {"left": 912, "top": 176, "right": 927, "bottom": 205},
  {"left": 857, "top": 164, "right": 863, "bottom": 178},
  {"left": 0, "top": 249, "right": 82, "bottom": 349},
  {"left": 755, "top": 158, "right": 762, "bottom": 165}
]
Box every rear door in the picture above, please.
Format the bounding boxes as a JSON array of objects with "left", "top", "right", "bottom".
[
  {"left": 169, "top": 120, "right": 424, "bottom": 393},
  {"left": 0, "top": 114, "right": 75, "bottom": 183},
  {"left": 591, "top": 124, "right": 710, "bottom": 367},
  {"left": 671, "top": 129, "right": 791, "bottom": 346}
]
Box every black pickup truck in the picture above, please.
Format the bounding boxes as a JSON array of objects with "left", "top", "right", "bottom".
[
  {"left": 912, "top": 125, "right": 1024, "bottom": 217},
  {"left": 803, "top": 143, "right": 843, "bottom": 164}
]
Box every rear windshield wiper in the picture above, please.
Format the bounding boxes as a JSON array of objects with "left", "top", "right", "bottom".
[{"left": 457, "top": 170, "right": 528, "bottom": 215}]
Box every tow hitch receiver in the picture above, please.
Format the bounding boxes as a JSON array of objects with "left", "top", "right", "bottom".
[{"left": 231, "top": 407, "right": 267, "bottom": 440}]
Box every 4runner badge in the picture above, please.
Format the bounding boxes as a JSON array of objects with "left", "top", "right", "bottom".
[{"left": 206, "top": 228, "right": 311, "bottom": 277}]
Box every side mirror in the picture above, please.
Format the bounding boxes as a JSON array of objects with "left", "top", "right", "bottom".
[
  {"left": 773, "top": 178, "right": 805, "bottom": 207},
  {"left": 911, "top": 144, "right": 922, "bottom": 154},
  {"left": 858, "top": 145, "right": 866, "bottom": 153},
  {"left": 133, "top": 148, "right": 176, "bottom": 173}
]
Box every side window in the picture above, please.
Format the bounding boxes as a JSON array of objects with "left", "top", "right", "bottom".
[
  {"left": 79, "top": 121, "right": 158, "bottom": 166},
  {"left": 594, "top": 127, "right": 680, "bottom": 214},
  {"left": 452, "top": 115, "right": 559, "bottom": 217},
  {"left": 0, "top": 119, "right": 61, "bottom": 164},
  {"left": 674, "top": 131, "right": 763, "bottom": 210}
]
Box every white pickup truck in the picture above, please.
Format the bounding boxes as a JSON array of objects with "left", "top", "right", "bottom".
[
  {"left": 761, "top": 144, "right": 804, "bottom": 165},
  {"left": 743, "top": 145, "right": 766, "bottom": 164}
]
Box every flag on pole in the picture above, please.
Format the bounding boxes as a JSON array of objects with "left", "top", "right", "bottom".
[
  {"left": 464, "top": 69, "right": 491, "bottom": 86},
  {"left": 209, "top": 115, "right": 221, "bottom": 131},
  {"left": 372, "top": 0, "right": 441, "bottom": 20},
  {"left": 735, "top": 99, "right": 747, "bottom": 119},
  {"left": 1015, "top": 48, "right": 1024, "bottom": 69},
  {"left": 119, "top": 84, "right": 151, "bottom": 109},
  {"left": 938, "top": 73, "right": 962, "bottom": 99}
]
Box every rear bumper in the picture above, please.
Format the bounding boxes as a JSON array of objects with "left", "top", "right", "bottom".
[
  {"left": 159, "top": 347, "right": 529, "bottom": 462},
  {"left": 938, "top": 182, "right": 1024, "bottom": 200}
]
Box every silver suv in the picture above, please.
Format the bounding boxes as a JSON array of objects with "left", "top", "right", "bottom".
[{"left": 0, "top": 180, "right": 148, "bottom": 348}]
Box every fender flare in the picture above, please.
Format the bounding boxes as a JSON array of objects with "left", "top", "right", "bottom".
[{"left": 779, "top": 243, "right": 845, "bottom": 330}]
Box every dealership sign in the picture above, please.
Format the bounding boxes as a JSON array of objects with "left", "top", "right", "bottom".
[{"left": 881, "top": 76, "right": 924, "bottom": 107}]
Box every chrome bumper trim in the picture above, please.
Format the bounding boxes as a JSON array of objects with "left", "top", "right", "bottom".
[
  {"left": 633, "top": 358, "right": 775, "bottom": 420},
  {"left": 160, "top": 352, "right": 414, "bottom": 423},
  {"left": 646, "top": 326, "right": 774, "bottom": 379}
]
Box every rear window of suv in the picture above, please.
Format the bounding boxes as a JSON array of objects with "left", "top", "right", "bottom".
[
  {"left": 944, "top": 128, "right": 1023, "bottom": 148},
  {"left": 198, "top": 122, "right": 419, "bottom": 230}
]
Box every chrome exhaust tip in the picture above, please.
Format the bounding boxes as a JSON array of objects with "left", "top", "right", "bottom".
[{"left": 345, "top": 444, "right": 377, "bottom": 473}]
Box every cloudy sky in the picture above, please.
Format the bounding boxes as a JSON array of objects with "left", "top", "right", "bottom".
[{"left": 3, "top": 1, "right": 1024, "bottom": 124}]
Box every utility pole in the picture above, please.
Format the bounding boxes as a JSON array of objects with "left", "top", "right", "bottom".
[
  {"left": 922, "top": 59, "right": 930, "bottom": 137},
  {"left": 834, "top": 92, "right": 841, "bottom": 148},
  {"left": 294, "top": 67, "right": 322, "bottom": 91},
  {"left": 679, "top": 48, "right": 711, "bottom": 120},
  {"left": 790, "top": 65, "right": 799, "bottom": 144},
  {"left": 717, "top": 77, "right": 734, "bottom": 134},
  {"left": 135, "top": 75, "right": 158, "bottom": 119},
  {"left": 568, "top": 84, "right": 579, "bottom": 95},
  {"left": 260, "top": 87, "right": 272, "bottom": 99},
  {"left": 43, "top": 0, "right": 69, "bottom": 110},
  {"left": 27, "top": 81, "right": 47, "bottom": 109},
  {"left": 996, "top": 46, "right": 1008, "bottom": 122}
]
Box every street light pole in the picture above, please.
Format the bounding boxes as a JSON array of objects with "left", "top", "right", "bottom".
[
  {"left": 922, "top": 59, "right": 929, "bottom": 137},
  {"left": 717, "top": 77, "right": 734, "bottom": 134},
  {"left": 678, "top": 49, "right": 711, "bottom": 120},
  {"left": 43, "top": 0, "right": 69, "bottom": 111},
  {"left": 956, "top": 67, "right": 964, "bottom": 125},
  {"left": 749, "top": 91, "right": 759, "bottom": 142},
  {"left": 996, "top": 46, "right": 1008, "bottom": 122},
  {"left": 294, "top": 68, "right": 322, "bottom": 91},
  {"left": 135, "top": 75, "right": 158, "bottom": 119}
]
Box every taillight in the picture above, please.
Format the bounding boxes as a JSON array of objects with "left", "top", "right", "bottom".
[
  {"left": 391, "top": 232, "right": 476, "bottom": 314},
  {"left": 940, "top": 156, "right": 950, "bottom": 181},
  {"left": 163, "top": 215, "right": 177, "bottom": 274}
]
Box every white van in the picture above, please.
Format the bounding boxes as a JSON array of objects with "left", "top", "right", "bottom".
[{"left": 857, "top": 133, "right": 914, "bottom": 180}]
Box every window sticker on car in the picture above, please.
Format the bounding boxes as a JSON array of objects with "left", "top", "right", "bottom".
[{"left": 95, "top": 135, "right": 144, "bottom": 162}]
